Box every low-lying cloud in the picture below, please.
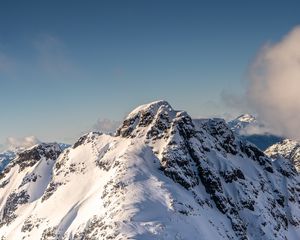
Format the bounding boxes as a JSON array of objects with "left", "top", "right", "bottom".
[
  {"left": 34, "top": 34, "right": 73, "bottom": 76},
  {"left": 4, "top": 136, "right": 41, "bottom": 151},
  {"left": 0, "top": 52, "right": 13, "bottom": 73},
  {"left": 247, "top": 26, "right": 300, "bottom": 140},
  {"left": 239, "top": 124, "right": 273, "bottom": 136},
  {"left": 93, "top": 119, "right": 121, "bottom": 134}
]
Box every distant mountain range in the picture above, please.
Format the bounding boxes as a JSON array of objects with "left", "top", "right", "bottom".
[{"left": 0, "top": 101, "right": 299, "bottom": 239}]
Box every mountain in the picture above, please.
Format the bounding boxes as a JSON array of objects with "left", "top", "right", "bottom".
[
  {"left": 0, "top": 151, "right": 16, "bottom": 172},
  {"left": 228, "top": 114, "right": 284, "bottom": 150},
  {"left": 265, "top": 139, "right": 300, "bottom": 172},
  {"left": 0, "top": 100, "right": 299, "bottom": 239},
  {"left": 227, "top": 114, "right": 257, "bottom": 133},
  {"left": 57, "top": 143, "right": 71, "bottom": 150},
  {"left": 0, "top": 143, "right": 70, "bottom": 174}
]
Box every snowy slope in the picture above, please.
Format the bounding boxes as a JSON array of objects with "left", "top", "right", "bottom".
[
  {"left": 0, "top": 101, "right": 299, "bottom": 239},
  {"left": 265, "top": 139, "right": 300, "bottom": 172},
  {"left": 228, "top": 114, "right": 283, "bottom": 150}
]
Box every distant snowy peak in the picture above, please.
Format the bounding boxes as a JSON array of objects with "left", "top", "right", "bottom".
[
  {"left": 236, "top": 114, "right": 256, "bottom": 123},
  {"left": 228, "top": 114, "right": 284, "bottom": 150},
  {"left": 265, "top": 139, "right": 300, "bottom": 172},
  {"left": 227, "top": 113, "right": 257, "bottom": 133}
]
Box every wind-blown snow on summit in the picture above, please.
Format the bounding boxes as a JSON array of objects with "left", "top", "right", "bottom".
[{"left": 0, "top": 101, "right": 299, "bottom": 239}]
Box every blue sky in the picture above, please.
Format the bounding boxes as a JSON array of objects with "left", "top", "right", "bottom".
[{"left": 1, "top": 0, "right": 300, "bottom": 145}]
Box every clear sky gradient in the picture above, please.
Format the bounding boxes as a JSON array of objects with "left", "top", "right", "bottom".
[{"left": 1, "top": 0, "right": 300, "bottom": 145}]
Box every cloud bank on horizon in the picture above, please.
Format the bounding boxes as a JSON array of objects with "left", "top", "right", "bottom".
[
  {"left": 3, "top": 136, "right": 41, "bottom": 151},
  {"left": 247, "top": 26, "right": 300, "bottom": 140}
]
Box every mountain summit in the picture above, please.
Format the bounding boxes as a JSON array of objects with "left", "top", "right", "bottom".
[
  {"left": 228, "top": 114, "right": 257, "bottom": 133},
  {"left": 0, "top": 101, "right": 299, "bottom": 239}
]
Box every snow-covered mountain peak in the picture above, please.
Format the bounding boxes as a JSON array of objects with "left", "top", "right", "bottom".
[
  {"left": 265, "top": 139, "right": 300, "bottom": 172},
  {"left": 116, "top": 100, "right": 183, "bottom": 139},
  {"left": 0, "top": 102, "right": 299, "bottom": 239},
  {"left": 126, "top": 100, "right": 174, "bottom": 119},
  {"left": 72, "top": 131, "right": 103, "bottom": 149},
  {"left": 228, "top": 114, "right": 257, "bottom": 133},
  {"left": 236, "top": 114, "right": 256, "bottom": 123},
  {"left": 16, "top": 142, "right": 62, "bottom": 162},
  {"left": 228, "top": 114, "right": 284, "bottom": 150},
  {"left": 270, "top": 139, "right": 300, "bottom": 150},
  {"left": 0, "top": 142, "right": 64, "bottom": 230},
  {"left": 1, "top": 143, "right": 63, "bottom": 177}
]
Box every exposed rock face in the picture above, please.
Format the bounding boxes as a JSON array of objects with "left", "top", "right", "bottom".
[
  {"left": 15, "top": 143, "right": 62, "bottom": 171},
  {"left": 0, "top": 101, "right": 299, "bottom": 240},
  {"left": 0, "top": 143, "right": 63, "bottom": 229},
  {"left": 265, "top": 139, "right": 300, "bottom": 172}
]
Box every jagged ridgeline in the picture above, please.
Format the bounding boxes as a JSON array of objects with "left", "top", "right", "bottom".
[{"left": 0, "top": 101, "right": 299, "bottom": 239}]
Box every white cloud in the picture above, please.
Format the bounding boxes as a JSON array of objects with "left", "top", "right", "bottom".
[
  {"left": 0, "top": 33, "right": 75, "bottom": 82},
  {"left": 33, "top": 34, "right": 73, "bottom": 76},
  {"left": 221, "top": 90, "right": 248, "bottom": 113},
  {"left": 247, "top": 26, "right": 300, "bottom": 140},
  {"left": 239, "top": 124, "right": 273, "bottom": 136},
  {"left": 0, "top": 52, "right": 14, "bottom": 73},
  {"left": 4, "top": 136, "right": 41, "bottom": 151},
  {"left": 93, "top": 119, "right": 121, "bottom": 134}
]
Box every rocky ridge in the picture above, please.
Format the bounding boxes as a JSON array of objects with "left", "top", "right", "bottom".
[{"left": 0, "top": 101, "right": 299, "bottom": 239}]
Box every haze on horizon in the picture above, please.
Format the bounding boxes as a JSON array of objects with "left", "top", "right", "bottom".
[{"left": 1, "top": 0, "right": 300, "bottom": 149}]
